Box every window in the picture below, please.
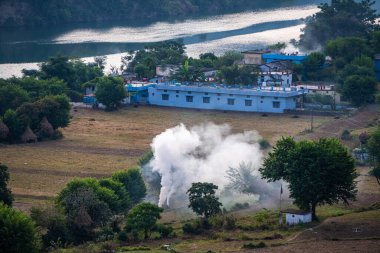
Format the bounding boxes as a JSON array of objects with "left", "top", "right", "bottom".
[
  {"left": 245, "top": 100, "right": 252, "bottom": 106},
  {"left": 205, "top": 92, "right": 209, "bottom": 95},
  {"left": 152, "top": 93, "right": 155, "bottom": 96},
  {"left": 187, "top": 91, "right": 192, "bottom": 94},
  {"left": 274, "top": 97, "right": 278, "bottom": 100},
  {"left": 261, "top": 96, "right": 264, "bottom": 99},
  {"left": 164, "top": 90, "right": 167, "bottom": 92},
  {"left": 227, "top": 99, "right": 235, "bottom": 105},
  {"left": 176, "top": 90, "right": 179, "bottom": 93},
  {"left": 162, "top": 94, "right": 169, "bottom": 100},
  {"left": 217, "top": 93, "right": 221, "bottom": 96},
  {"left": 203, "top": 97, "right": 210, "bottom": 103},
  {"left": 246, "top": 95, "right": 251, "bottom": 98},
  {"left": 229, "top": 94, "right": 233, "bottom": 97},
  {"left": 186, "top": 96, "right": 193, "bottom": 102},
  {"left": 273, "top": 101, "right": 280, "bottom": 108},
  {"left": 176, "top": 95, "right": 179, "bottom": 98}
]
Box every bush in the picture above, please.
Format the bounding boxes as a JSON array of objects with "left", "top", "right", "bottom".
[
  {"left": 0, "top": 203, "right": 41, "bottom": 253},
  {"left": 209, "top": 214, "right": 236, "bottom": 230},
  {"left": 0, "top": 164, "right": 13, "bottom": 206},
  {"left": 155, "top": 224, "right": 174, "bottom": 238},
  {"left": 259, "top": 139, "right": 271, "bottom": 150},
  {"left": 242, "top": 242, "right": 266, "bottom": 249},
  {"left": 341, "top": 129, "right": 352, "bottom": 140},
  {"left": 112, "top": 168, "right": 147, "bottom": 204}
]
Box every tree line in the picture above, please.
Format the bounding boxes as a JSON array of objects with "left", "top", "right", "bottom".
[{"left": 1, "top": 0, "right": 288, "bottom": 27}]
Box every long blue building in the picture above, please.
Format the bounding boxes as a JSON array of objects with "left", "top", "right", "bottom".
[{"left": 147, "top": 84, "right": 306, "bottom": 113}]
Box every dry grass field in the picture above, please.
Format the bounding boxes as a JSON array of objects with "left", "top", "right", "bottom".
[{"left": 0, "top": 105, "right": 330, "bottom": 208}]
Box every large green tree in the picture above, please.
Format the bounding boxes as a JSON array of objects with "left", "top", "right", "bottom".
[
  {"left": 341, "top": 75, "right": 377, "bottom": 106},
  {"left": 0, "top": 165, "right": 13, "bottom": 206},
  {"left": 300, "top": 0, "right": 379, "bottom": 49},
  {"left": 94, "top": 76, "right": 125, "bottom": 111},
  {"left": 125, "top": 202, "right": 163, "bottom": 239},
  {"left": 187, "top": 182, "right": 222, "bottom": 219},
  {"left": 112, "top": 168, "right": 147, "bottom": 204},
  {"left": 260, "top": 137, "right": 357, "bottom": 220},
  {"left": 0, "top": 203, "right": 41, "bottom": 253}
]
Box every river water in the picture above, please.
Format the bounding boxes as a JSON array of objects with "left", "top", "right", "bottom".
[{"left": 1, "top": 0, "right": 379, "bottom": 78}]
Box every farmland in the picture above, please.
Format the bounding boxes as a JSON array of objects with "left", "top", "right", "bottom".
[{"left": 1, "top": 105, "right": 330, "bottom": 208}]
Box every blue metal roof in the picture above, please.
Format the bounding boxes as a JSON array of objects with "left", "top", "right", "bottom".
[{"left": 262, "top": 54, "right": 307, "bottom": 64}]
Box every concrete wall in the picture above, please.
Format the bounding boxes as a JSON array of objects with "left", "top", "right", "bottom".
[
  {"left": 243, "top": 53, "right": 264, "bottom": 65},
  {"left": 148, "top": 85, "right": 301, "bottom": 113},
  {"left": 285, "top": 213, "right": 312, "bottom": 225}
]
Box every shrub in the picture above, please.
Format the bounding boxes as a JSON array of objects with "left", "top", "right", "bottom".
[
  {"left": 259, "top": 139, "right": 271, "bottom": 150},
  {"left": 230, "top": 202, "right": 249, "bottom": 211},
  {"left": 155, "top": 224, "right": 174, "bottom": 238},
  {"left": 112, "top": 168, "right": 147, "bottom": 204},
  {"left": 0, "top": 203, "right": 41, "bottom": 253},
  {"left": 209, "top": 214, "right": 236, "bottom": 230},
  {"left": 242, "top": 242, "right": 266, "bottom": 249},
  {"left": 0, "top": 164, "right": 13, "bottom": 206}
]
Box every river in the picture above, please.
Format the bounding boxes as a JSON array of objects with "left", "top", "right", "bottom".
[{"left": 1, "top": 0, "right": 379, "bottom": 78}]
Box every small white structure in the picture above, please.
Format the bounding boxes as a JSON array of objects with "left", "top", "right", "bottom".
[{"left": 282, "top": 209, "right": 312, "bottom": 225}]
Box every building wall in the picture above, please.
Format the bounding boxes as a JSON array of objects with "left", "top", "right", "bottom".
[
  {"left": 243, "top": 53, "right": 264, "bottom": 65},
  {"left": 148, "top": 85, "right": 300, "bottom": 113},
  {"left": 258, "top": 73, "right": 292, "bottom": 87},
  {"left": 285, "top": 213, "right": 312, "bottom": 225}
]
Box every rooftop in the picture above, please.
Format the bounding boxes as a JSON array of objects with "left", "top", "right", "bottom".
[
  {"left": 281, "top": 209, "right": 311, "bottom": 215},
  {"left": 153, "top": 83, "right": 307, "bottom": 97}
]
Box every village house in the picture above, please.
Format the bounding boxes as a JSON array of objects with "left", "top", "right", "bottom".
[
  {"left": 295, "top": 82, "right": 342, "bottom": 104},
  {"left": 282, "top": 209, "right": 312, "bottom": 225},
  {"left": 242, "top": 50, "right": 307, "bottom": 66},
  {"left": 147, "top": 83, "right": 307, "bottom": 113},
  {"left": 258, "top": 61, "right": 293, "bottom": 87}
]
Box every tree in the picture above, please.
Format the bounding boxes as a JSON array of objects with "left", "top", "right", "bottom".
[
  {"left": 187, "top": 182, "right": 222, "bottom": 219},
  {"left": 125, "top": 202, "right": 163, "bottom": 239},
  {"left": 300, "top": 0, "right": 379, "bottom": 49},
  {"left": 302, "top": 52, "right": 326, "bottom": 81},
  {"left": 0, "top": 165, "right": 13, "bottom": 206},
  {"left": 341, "top": 75, "right": 377, "bottom": 106},
  {"left": 368, "top": 127, "right": 380, "bottom": 185},
  {"left": 37, "top": 95, "right": 71, "bottom": 129},
  {"left": 260, "top": 137, "right": 357, "bottom": 220},
  {"left": 0, "top": 84, "right": 30, "bottom": 115},
  {"left": 94, "top": 76, "right": 125, "bottom": 111},
  {"left": 0, "top": 203, "right": 41, "bottom": 253},
  {"left": 112, "top": 168, "right": 147, "bottom": 204}
]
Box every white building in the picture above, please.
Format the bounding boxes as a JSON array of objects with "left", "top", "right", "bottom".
[
  {"left": 148, "top": 83, "right": 307, "bottom": 113},
  {"left": 282, "top": 209, "right": 312, "bottom": 225}
]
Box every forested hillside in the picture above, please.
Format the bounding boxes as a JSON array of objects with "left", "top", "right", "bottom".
[{"left": 1, "top": 0, "right": 286, "bottom": 27}]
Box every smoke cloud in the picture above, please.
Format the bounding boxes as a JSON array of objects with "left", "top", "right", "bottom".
[{"left": 144, "top": 123, "right": 282, "bottom": 209}]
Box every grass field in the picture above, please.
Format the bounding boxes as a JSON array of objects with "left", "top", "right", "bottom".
[
  {"left": 2, "top": 105, "right": 379, "bottom": 252},
  {"left": 0, "top": 106, "right": 331, "bottom": 208}
]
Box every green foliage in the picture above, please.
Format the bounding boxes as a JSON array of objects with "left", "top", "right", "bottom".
[
  {"left": 125, "top": 202, "right": 163, "bottom": 239},
  {"left": 260, "top": 137, "right": 357, "bottom": 220},
  {"left": 40, "top": 56, "right": 103, "bottom": 92},
  {"left": 112, "top": 168, "right": 147, "bottom": 205},
  {"left": 0, "top": 164, "right": 13, "bottom": 206},
  {"left": 341, "top": 75, "right": 377, "bottom": 106},
  {"left": 187, "top": 182, "right": 222, "bottom": 219},
  {"left": 0, "top": 203, "right": 41, "bottom": 253},
  {"left": 242, "top": 242, "right": 266, "bottom": 249},
  {"left": 325, "top": 37, "right": 371, "bottom": 64},
  {"left": 0, "top": 83, "right": 30, "bottom": 115},
  {"left": 99, "top": 178, "right": 132, "bottom": 212},
  {"left": 209, "top": 213, "right": 236, "bottom": 230},
  {"left": 37, "top": 95, "right": 71, "bottom": 129},
  {"left": 3, "top": 109, "right": 26, "bottom": 141},
  {"left": 368, "top": 127, "right": 380, "bottom": 185},
  {"left": 58, "top": 178, "right": 121, "bottom": 213},
  {"left": 154, "top": 223, "right": 174, "bottom": 238},
  {"left": 94, "top": 76, "right": 125, "bottom": 111},
  {"left": 300, "top": 0, "right": 379, "bottom": 49},
  {"left": 301, "top": 52, "right": 327, "bottom": 81}
]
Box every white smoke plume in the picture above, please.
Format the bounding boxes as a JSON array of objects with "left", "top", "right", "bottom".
[{"left": 147, "top": 122, "right": 271, "bottom": 208}]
